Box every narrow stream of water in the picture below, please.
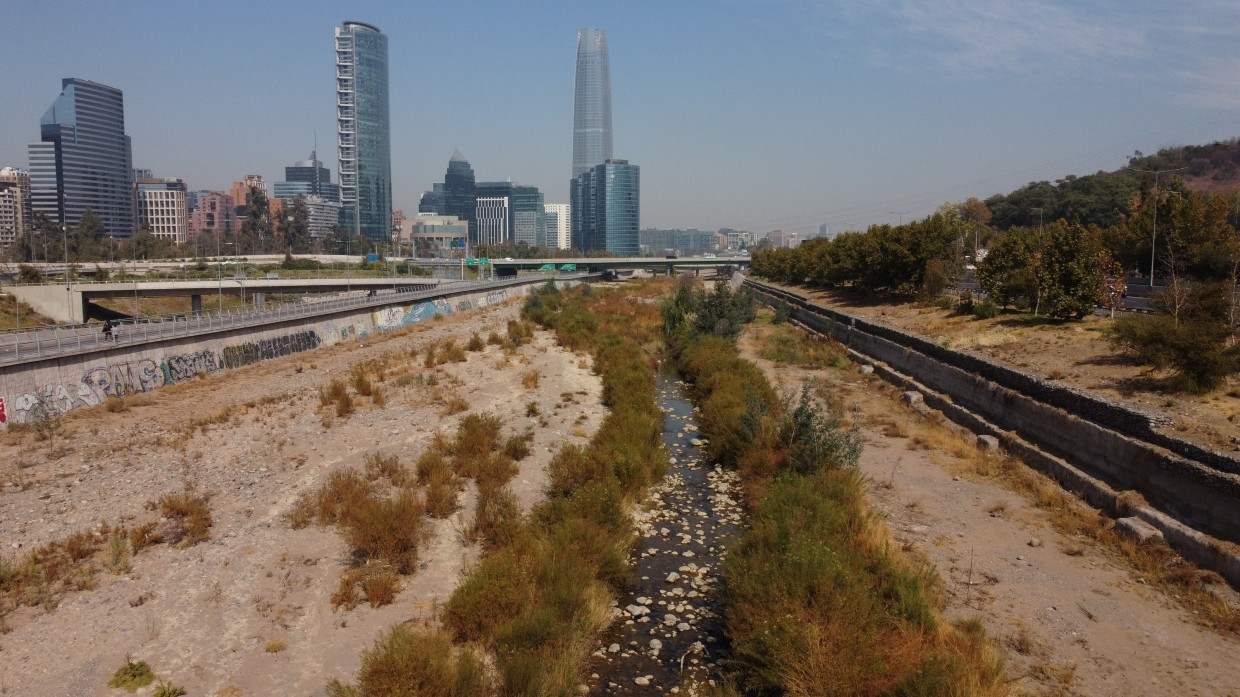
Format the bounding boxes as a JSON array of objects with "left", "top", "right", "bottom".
[{"left": 586, "top": 370, "right": 743, "bottom": 694}]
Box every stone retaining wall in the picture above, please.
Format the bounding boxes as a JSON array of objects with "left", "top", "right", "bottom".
[{"left": 746, "top": 280, "right": 1240, "bottom": 545}]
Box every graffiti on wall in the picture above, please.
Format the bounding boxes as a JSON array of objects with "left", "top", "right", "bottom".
[
  {"left": 220, "top": 330, "right": 321, "bottom": 369},
  {"left": 373, "top": 298, "right": 453, "bottom": 331},
  {"left": 3, "top": 329, "right": 325, "bottom": 424}
]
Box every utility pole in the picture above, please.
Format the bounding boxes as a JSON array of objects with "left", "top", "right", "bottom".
[{"left": 1127, "top": 166, "right": 1187, "bottom": 287}]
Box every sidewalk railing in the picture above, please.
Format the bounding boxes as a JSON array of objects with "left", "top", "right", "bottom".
[{"left": 0, "top": 274, "right": 580, "bottom": 366}]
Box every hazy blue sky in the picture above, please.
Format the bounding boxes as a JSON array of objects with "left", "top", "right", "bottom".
[{"left": 2, "top": 1, "right": 1237, "bottom": 235}]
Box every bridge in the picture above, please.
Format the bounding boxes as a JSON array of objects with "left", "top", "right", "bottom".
[
  {"left": 6, "top": 277, "right": 448, "bottom": 324},
  {"left": 488, "top": 255, "right": 749, "bottom": 275}
]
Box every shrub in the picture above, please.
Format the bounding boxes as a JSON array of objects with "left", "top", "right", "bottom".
[
  {"left": 341, "top": 489, "right": 427, "bottom": 573},
  {"left": 973, "top": 298, "right": 999, "bottom": 319},
  {"left": 415, "top": 450, "right": 451, "bottom": 484},
  {"left": 153, "top": 489, "right": 212, "bottom": 546},
  {"left": 486, "top": 331, "right": 504, "bottom": 346},
  {"left": 108, "top": 657, "right": 155, "bottom": 692},
  {"left": 286, "top": 468, "right": 371, "bottom": 529},
  {"left": 424, "top": 470, "right": 459, "bottom": 518},
  {"left": 1109, "top": 282, "right": 1240, "bottom": 392},
  {"left": 502, "top": 433, "right": 532, "bottom": 461},
  {"left": 153, "top": 680, "right": 187, "bottom": 697},
  {"left": 772, "top": 299, "right": 792, "bottom": 324},
  {"left": 352, "top": 368, "right": 373, "bottom": 397},
  {"left": 265, "top": 639, "right": 287, "bottom": 654},
  {"left": 352, "top": 626, "right": 488, "bottom": 697},
  {"left": 467, "top": 333, "right": 485, "bottom": 351},
  {"left": 521, "top": 369, "right": 540, "bottom": 389},
  {"left": 363, "top": 452, "right": 411, "bottom": 487}
]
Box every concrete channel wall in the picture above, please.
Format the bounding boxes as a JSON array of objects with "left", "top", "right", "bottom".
[
  {"left": 0, "top": 278, "right": 568, "bottom": 428},
  {"left": 745, "top": 280, "right": 1240, "bottom": 574}
]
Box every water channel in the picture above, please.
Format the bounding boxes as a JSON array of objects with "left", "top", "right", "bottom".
[{"left": 586, "top": 370, "right": 744, "bottom": 694}]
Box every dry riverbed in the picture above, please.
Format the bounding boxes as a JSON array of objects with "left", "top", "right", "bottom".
[{"left": 0, "top": 299, "right": 607, "bottom": 696}]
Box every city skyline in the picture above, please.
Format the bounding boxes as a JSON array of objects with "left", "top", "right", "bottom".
[{"left": 1, "top": 2, "right": 1238, "bottom": 234}]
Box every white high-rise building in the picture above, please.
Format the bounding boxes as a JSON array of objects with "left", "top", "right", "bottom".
[
  {"left": 134, "top": 177, "right": 188, "bottom": 243},
  {"left": 545, "top": 203, "right": 570, "bottom": 250},
  {"left": 0, "top": 167, "right": 32, "bottom": 247}
]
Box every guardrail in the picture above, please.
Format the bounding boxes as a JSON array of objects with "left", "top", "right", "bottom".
[{"left": 0, "top": 273, "right": 583, "bottom": 367}]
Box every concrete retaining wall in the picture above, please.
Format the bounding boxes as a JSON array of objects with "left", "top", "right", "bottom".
[
  {"left": 0, "top": 279, "right": 562, "bottom": 428},
  {"left": 746, "top": 280, "right": 1240, "bottom": 546}
]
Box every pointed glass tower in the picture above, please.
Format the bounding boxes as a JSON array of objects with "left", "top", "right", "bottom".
[{"left": 572, "top": 28, "right": 612, "bottom": 179}]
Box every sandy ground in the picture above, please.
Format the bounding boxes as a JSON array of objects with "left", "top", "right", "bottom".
[
  {"left": 783, "top": 286, "right": 1240, "bottom": 455},
  {"left": 740, "top": 321, "right": 1240, "bottom": 697},
  {"left": 0, "top": 299, "right": 605, "bottom": 696}
]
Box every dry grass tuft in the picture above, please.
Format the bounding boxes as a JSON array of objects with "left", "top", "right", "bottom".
[
  {"left": 521, "top": 369, "right": 540, "bottom": 389},
  {"left": 265, "top": 638, "right": 287, "bottom": 654},
  {"left": 151, "top": 489, "right": 213, "bottom": 546}
]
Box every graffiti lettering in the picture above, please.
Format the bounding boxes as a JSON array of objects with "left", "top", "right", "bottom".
[
  {"left": 0, "top": 396, "right": 6, "bottom": 424},
  {"left": 165, "top": 350, "right": 219, "bottom": 382},
  {"left": 82, "top": 359, "right": 162, "bottom": 402},
  {"left": 221, "top": 330, "right": 321, "bottom": 369}
]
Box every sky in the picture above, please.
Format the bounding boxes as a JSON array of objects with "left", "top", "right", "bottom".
[{"left": 1, "top": 0, "right": 1238, "bottom": 235}]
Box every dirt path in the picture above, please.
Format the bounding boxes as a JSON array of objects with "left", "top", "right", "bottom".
[
  {"left": 0, "top": 300, "right": 605, "bottom": 696},
  {"left": 740, "top": 321, "right": 1240, "bottom": 697}
]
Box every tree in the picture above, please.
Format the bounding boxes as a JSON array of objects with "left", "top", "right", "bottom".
[
  {"left": 977, "top": 229, "right": 1037, "bottom": 310},
  {"left": 282, "top": 196, "right": 312, "bottom": 254},
  {"left": 237, "top": 185, "right": 272, "bottom": 254},
  {"left": 1038, "top": 220, "right": 1104, "bottom": 320}
]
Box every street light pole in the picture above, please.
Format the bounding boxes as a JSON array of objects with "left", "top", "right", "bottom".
[
  {"left": 1127, "top": 166, "right": 1187, "bottom": 287},
  {"left": 217, "top": 227, "right": 223, "bottom": 313}
]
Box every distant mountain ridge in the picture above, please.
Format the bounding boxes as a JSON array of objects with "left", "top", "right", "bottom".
[{"left": 984, "top": 139, "right": 1240, "bottom": 230}]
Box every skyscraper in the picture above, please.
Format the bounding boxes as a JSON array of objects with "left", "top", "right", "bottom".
[
  {"left": 440, "top": 150, "right": 477, "bottom": 241},
  {"left": 572, "top": 28, "right": 612, "bottom": 179},
  {"left": 474, "top": 181, "right": 545, "bottom": 248},
  {"left": 27, "top": 78, "right": 134, "bottom": 238},
  {"left": 274, "top": 152, "right": 341, "bottom": 203},
  {"left": 335, "top": 20, "right": 392, "bottom": 242},
  {"left": 571, "top": 159, "right": 639, "bottom": 256}
]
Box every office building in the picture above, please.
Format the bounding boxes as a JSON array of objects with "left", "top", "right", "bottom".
[
  {"left": 544, "top": 203, "right": 570, "bottom": 250},
  {"left": 188, "top": 191, "right": 236, "bottom": 245},
  {"left": 134, "top": 177, "right": 188, "bottom": 243},
  {"left": 302, "top": 195, "right": 342, "bottom": 240},
  {"left": 230, "top": 174, "right": 266, "bottom": 214},
  {"left": 399, "top": 214, "right": 468, "bottom": 258},
  {"left": 440, "top": 150, "right": 476, "bottom": 240},
  {"left": 571, "top": 159, "right": 639, "bottom": 256},
  {"left": 273, "top": 152, "right": 340, "bottom": 203},
  {"left": 27, "top": 78, "right": 134, "bottom": 238},
  {"left": 418, "top": 190, "right": 442, "bottom": 214},
  {"left": 336, "top": 20, "right": 392, "bottom": 242},
  {"left": 475, "top": 182, "right": 545, "bottom": 248},
  {"left": 0, "top": 168, "right": 32, "bottom": 247},
  {"left": 572, "top": 28, "right": 612, "bottom": 178}
]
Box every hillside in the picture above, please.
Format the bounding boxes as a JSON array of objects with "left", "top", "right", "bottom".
[{"left": 985, "top": 139, "right": 1240, "bottom": 230}]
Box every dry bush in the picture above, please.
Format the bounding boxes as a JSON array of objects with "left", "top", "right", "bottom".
[
  {"left": 371, "top": 386, "right": 387, "bottom": 408},
  {"left": 521, "top": 369, "right": 540, "bottom": 389},
  {"left": 438, "top": 339, "right": 467, "bottom": 364},
  {"left": 336, "top": 389, "right": 355, "bottom": 417},
  {"left": 151, "top": 489, "right": 213, "bottom": 546},
  {"left": 363, "top": 452, "right": 412, "bottom": 487},
  {"left": 424, "top": 471, "right": 459, "bottom": 518},
  {"left": 127, "top": 522, "right": 163, "bottom": 553},
  {"left": 423, "top": 345, "right": 438, "bottom": 368},
  {"left": 105, "top": 397, "right": 129, "bottom": 413},
  {"left": 362, "top": 568, "right": 401, "bottom": 607},
  {"left": 286, "top": 469, "right": 372, "bottom": 529},
  {"left": 486, "top": 331, "right": 504, "bottom": 346},
  {"left": 344, "top": 626, "right": 488, "bottom": 697},
  {"left": 416, "top": 450, "right": 451, "bottom": 484},
  {"left": 265, "top": 638, "right": 287, "bottom": 654},
  {"left": 467, "top": 333, "right": 485, "bottom": 352},
  {"left": 342, "top": 489, "right": 427, "bottom": 573},
  {"left": 468, "top": 482, "right": 520, "bottom": 549},
  {"left": 502, "top": 433, "right": 533, "bottom": 462},
  {"left": 440, "top": 394, "right": 469, "bottom": 416},
  {"left": 352, "top": 369, "right": 373, "bottom": 397}
]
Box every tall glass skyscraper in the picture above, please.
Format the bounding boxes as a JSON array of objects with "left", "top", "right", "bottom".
[
  {"left": 571, "top": 159, "right": 638, "bottom": 256},
  {"left": 572, "top": 27, "right": 612, "bottom": 179},
  {"left": 335, "top": 20, "right": 392, "bottom": 242},
  {"left": 28, "top": 78, "right": 134, "bottom": 238}
]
